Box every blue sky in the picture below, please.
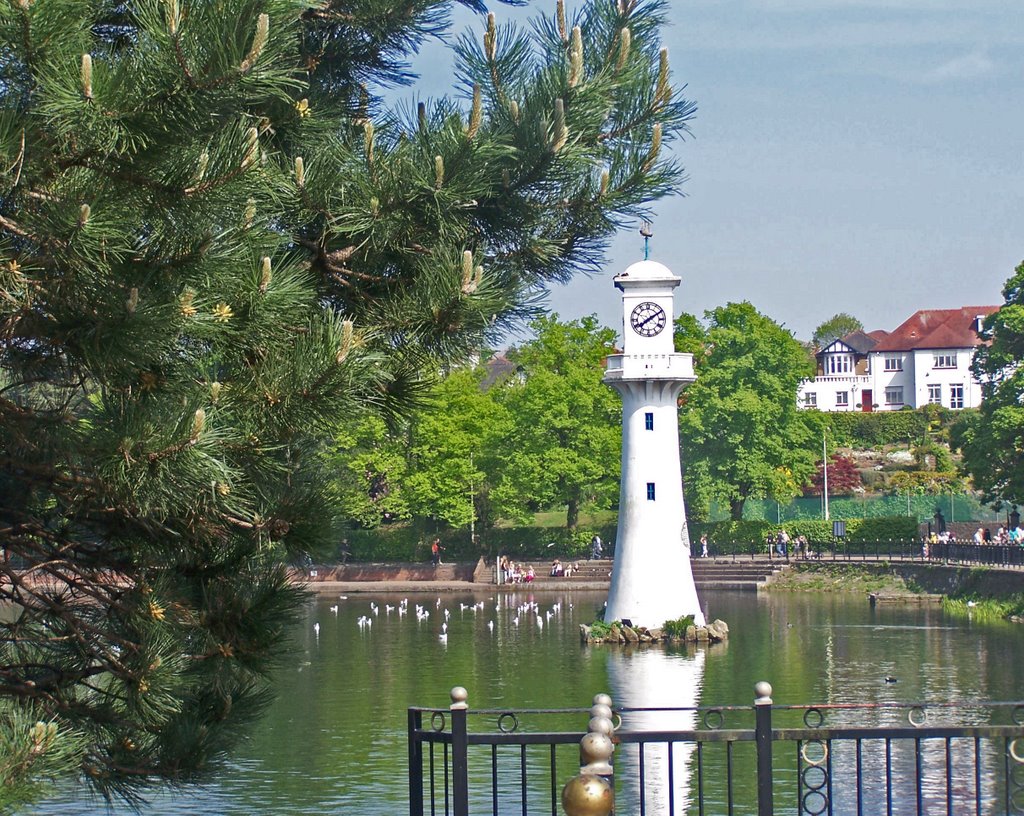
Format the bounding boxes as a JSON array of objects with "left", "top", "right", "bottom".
[{"left": 409, "top": 0, "right": 1023, "bottom": 343}]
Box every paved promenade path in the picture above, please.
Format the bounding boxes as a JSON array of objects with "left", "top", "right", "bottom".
[
  {"left": 304, "top": 579, "right": 612, "bottom": 594},
  {"left": 295, "top": 557, "right": 783, "bottom": 594}
]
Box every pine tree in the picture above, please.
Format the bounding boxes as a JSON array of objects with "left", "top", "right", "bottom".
[{"left": 1, "top": 0, "right": 692, "bottom": 803}]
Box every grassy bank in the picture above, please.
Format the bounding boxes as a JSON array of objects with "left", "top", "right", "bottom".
[
  {"left": 771, "top": 562, "right": 1024, "bottom": 623},
  {"left": 767, "top": 563, "right": 922, "bottom": 595}
]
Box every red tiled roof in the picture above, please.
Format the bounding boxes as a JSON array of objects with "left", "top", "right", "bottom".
[{"left": 871, "top": 307, "right": 999, "bottom": 352}]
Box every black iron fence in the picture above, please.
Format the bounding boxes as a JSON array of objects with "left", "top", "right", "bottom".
[
  {"left": 408, "top": 683, "right": 1024, "bottom": 816},
  {"left": 711, "top": 539, "right": 1024, "bottom": 569}
]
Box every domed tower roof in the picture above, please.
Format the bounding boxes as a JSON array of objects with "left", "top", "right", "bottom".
[
  {"left": 614, "top": 259, "right": 680, "bottom": 291},
  {"left": 620, "top": 259, "right": 676, "bottom": 279}
]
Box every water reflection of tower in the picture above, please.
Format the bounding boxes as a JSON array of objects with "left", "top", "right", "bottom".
[
  {"left": 607, "top": 648, "right": 706, "bottom": 815},
  {"left": 603, "top": 251, "right": 705, "bottom": 628}
]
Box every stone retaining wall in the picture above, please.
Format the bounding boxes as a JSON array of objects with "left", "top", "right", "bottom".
[
  {"left": 889, "top": 563, "right": 1024, "bottom": 596},
  {"left": 291, "top": 558, "right": 1024, "bottom": 598},
  {"left": 289, "top": 562, "right": 477, "bottom": 583}
]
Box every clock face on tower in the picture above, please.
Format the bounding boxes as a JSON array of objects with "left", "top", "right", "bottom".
[{"left": 630, "top": 302, "right": 667, "bottom": 337}]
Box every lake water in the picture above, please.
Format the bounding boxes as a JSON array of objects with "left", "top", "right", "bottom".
[{"left": 31, "top": 588, "right": 1024, "bottom": 815}]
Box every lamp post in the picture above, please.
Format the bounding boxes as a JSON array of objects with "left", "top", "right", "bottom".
[
  {"left": 468, "top": 453, "right": 476, "bottom": 549},
  {"left": 822, "top": 430, "right": 830, "bottom": 521}
]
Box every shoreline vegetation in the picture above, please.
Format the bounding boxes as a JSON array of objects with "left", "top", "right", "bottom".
[
  {"left": 941, "top": 595, "right": 1024, "bottom": 622},
  {"left": 580, "top": 617, "right": 730, "bottom": 646},
  {"left": 768, "top": 562, "right": 1024, "bottom": 622}
]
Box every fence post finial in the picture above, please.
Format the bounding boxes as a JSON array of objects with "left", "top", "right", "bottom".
[
  {"left": 450, "top": 686, "right": 469, "bottom": 710},
  {"left": 563, "top": 692, "right": 615, "bottom": 816},
  {"left": 450, "top": 686, "right": 469, "bottom": 816},
  {"left": 562, "top": 774, "right": 614, "bottom": 816},
  {"left": 754, "top": 681, "right": 774, "bottom": 816}
]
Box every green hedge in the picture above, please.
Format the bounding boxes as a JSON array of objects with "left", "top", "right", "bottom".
[
  {"left": 337, "top": 523, "right": 619, "bottom": 563},
  {"left": 824, "top": 410, "right": 928, "bottom": 447},
  {"left": 735, "top": 493, "right": 992, "bottom": 524},
  {"left": 337, "top": 515, "right": 919, "bottom": 562},
  {"left": 341, "top": 526, "right": 431, "bottom": 562},
  {"left": 817, "top": 405, "right": 970, "bottom": 448},
  {"left": 694, "top": 515, "right": 920, "bottom": 554}
]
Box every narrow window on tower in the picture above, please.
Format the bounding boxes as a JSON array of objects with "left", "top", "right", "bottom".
[
  {"left": 644, "top": 412, "right": 654, "bottom": 430},
  {"left": 646, "top": 482, "right": 656, "bottom": 501}
]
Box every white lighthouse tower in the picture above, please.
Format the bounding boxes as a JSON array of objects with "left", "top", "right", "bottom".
[{"left": 602, "top": 253, "right": 705, "bottom": 628}]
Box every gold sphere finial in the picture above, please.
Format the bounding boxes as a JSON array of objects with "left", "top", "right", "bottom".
[
  {"left": 579, "top": 732, "right": 614, "bottom": 775},
  {"left": 561, "top": 774, "right": 613, "bottom": 816},
  {"left": 590, "top": 703, "right": 613, "bottom": 721},
  {"left": 587, "top": 716, "right": 614, "bottom": 736}
]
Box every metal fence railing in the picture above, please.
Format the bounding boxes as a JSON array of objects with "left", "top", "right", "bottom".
[
  {"left": 708, "top": 539, "right": 1024, "bottom": 570},
  {"left": 409, "top": 683, "right": 1024, "bottom": 816}
]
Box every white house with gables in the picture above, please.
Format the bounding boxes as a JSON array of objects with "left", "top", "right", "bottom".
[{"left": 798, "top": 306, "right": 999, "bottom": 412}]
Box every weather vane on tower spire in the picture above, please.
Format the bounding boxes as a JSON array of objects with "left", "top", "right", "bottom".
[{"left": 640, "top": 221, "right": 653, "bottom": 260}]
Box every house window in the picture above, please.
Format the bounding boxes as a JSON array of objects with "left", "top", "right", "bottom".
[
  {"left": 836, "top": 391, "right": 849, "bottom": 407},
  {"left": 804, "top": 392, "right": 817, "bottom": 407},
  {"left": 950, "top": 384, "right": 964, "bottom": 409},
  {"left": 826, "top": 354, "right": 852, "bottom": 374},
  {"left": 927, "top": 384, "right": 942, "bottom": 405},
  {"left": 884, "top": 356, "right": 903, "bottom": 372},
  {"left": 646, "top": 482, "right": 656, "bottom": 501},
  {"left": 885, "top": 386, "right": 904, "bottom": 406},
  {"left": 644, "top": 412, "right": 654, "bottom": 431},
  {"left": 933, "top": 354, "right": 956, "bottom": 369}
]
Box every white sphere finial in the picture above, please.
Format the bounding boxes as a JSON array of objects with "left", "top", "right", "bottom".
[{"left": 450, "top": 686, "right": 468, "bottom": 710}]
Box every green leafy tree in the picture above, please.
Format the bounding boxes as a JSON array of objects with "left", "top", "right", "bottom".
[
  {"left": 492, "top": 315, "right": 620, "bottom": 529},
  {"left": 679, "top": 302, "right": 817, "bottom": 520},
  {"left": 672, "top": 311, "right": 706, "bottom": 354},
  {"left": 0, "top": 0, "right": 692, "bottom": 803},
  {"left": 812, "top": 312, "right": 863, "bottom": 349},
  {"left": 953, "top": 261, "right": 1024, "bottom": 505},
  {"left": 405, "top": 366, "right": 510, "bottom": 529},
  {"left": 327, "top": 414, "right": 412, "bottom": 528}
]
